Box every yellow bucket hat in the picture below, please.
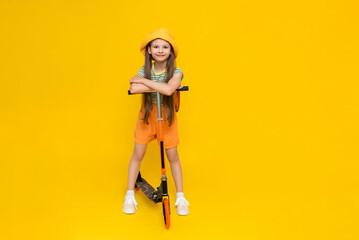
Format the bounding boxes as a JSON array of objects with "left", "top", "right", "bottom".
[{"left": 140, "top": 28, "right": 178, "bottom": 57}]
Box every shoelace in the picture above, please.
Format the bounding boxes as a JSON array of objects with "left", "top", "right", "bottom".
[
  {"left": 174, "top": 197, "right": 190, "bottom": 208},
  {"left": 124, "top": 195, "right": 138, "bottom": 209}
]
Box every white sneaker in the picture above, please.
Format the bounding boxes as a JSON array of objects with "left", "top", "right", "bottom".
[
  {"left": 123, "top": 194, "right": 138, "bottom": 214},
  {"left": 174, "top": 196, "right": 190, "bottom": 216}
]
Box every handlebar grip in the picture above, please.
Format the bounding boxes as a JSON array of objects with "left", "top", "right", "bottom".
[
  {"left": 128, "top": 86, "right": 189, "bottom": 95},
  {"left": 177, "top": 86, "right": 189, "bottom": 91}
]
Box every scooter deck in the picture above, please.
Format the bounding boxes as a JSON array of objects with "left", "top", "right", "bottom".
[{"left": 135, "top": 177, "right": 157, "bottom": 203}]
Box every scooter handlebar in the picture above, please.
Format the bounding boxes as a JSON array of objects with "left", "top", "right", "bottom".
[{"left": 128, "top": 86, "right": 189, "bottom": 95}]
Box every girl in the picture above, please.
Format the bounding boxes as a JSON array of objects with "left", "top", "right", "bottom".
[{"left": 123, "top": 28, "right": 190, "bottom": 216}]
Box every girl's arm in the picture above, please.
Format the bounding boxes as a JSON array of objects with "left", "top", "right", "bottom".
[
  {"left": 129, "top": 76, "right": 153, "bottom": 94},
  {"left": 130, "top": 73, "right": 182, "bottom": 96}
]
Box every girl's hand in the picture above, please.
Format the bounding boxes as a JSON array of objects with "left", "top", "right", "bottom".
[
  {"left": 130, "top": 76, "right": 143, "bottom": 84},
  {"left": 177, "top": 85, "right": 183, "bottom": 89}
]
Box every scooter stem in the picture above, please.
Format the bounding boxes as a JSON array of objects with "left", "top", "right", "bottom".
[{"left": 156, "top": 92, "right": 167, "bottom": 177}]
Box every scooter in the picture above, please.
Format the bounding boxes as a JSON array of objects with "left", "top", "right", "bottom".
[{"left": 128, "top": 86, "right": 189, "bottom": 229}]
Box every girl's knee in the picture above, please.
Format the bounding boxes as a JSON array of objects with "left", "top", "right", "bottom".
[
  {"left": 168, "top": 157, "right": 179, "bottom": 164},
  {"left": 132, "top": 142, "right": 147, "bottom": 161},
  {"left": 133, "top": 151, "right": 145, "bottom": 161},
  {"left": 166, "top": 148, "right": 179, "bottom": 163}
]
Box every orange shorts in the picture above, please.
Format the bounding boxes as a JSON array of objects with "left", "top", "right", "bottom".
[{"left": 134, "top": 104, "right": 179, "bottom": 149}]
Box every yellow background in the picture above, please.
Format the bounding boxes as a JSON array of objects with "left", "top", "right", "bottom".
[{"left": 1, "top": 0, "right": 358, "bottom": 239}]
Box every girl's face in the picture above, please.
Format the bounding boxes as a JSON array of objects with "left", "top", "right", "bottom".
[{"left": 148, "top": 39, "right": 172, "bottom": 62}]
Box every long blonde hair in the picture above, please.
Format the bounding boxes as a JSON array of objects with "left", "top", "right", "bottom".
[{"left": 142, "top": 41, "right": 176, "bottom": 126}]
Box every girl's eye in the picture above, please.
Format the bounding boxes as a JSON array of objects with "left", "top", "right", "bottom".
[{"left": 164, "top": 46, "right": 168, "bottom": 48}]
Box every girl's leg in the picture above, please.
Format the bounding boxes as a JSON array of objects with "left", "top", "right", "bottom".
[
  {"left": 165, "top": 146, "right": 183, "bottom": 192},
  {"left": 127, "top": 142, "right": 147, "bottom": 190},
  {"left": 166, "top": 146, "right": 190, "bottom": 216}
]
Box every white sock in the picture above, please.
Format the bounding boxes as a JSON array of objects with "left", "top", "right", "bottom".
[
  {"left": 176, "top": 192, "right": 185, "bottom": 199},
  {"left": 126, "top": 190, "right": 135, "bottom": 196}
]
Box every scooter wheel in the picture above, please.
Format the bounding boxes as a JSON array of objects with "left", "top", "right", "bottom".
[{"left": 162, "top": 198, "right": 170, "bottom": 229}]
